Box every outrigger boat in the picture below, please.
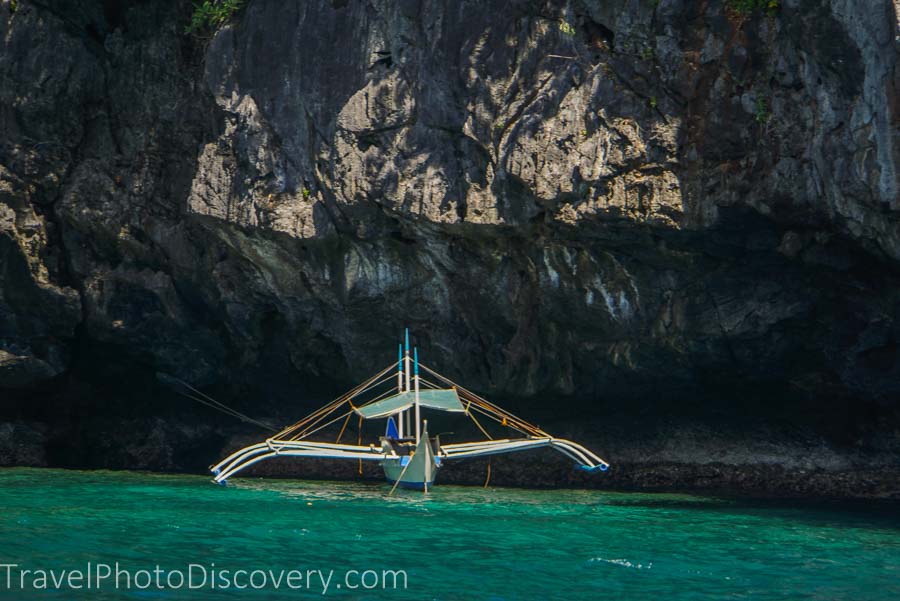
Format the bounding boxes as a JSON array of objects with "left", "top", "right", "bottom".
[{"left": 211, "top": 331, "right": 609, "bottom": 490}]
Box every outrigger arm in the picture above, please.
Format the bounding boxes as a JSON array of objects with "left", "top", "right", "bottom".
[
  {"left": 441, "top": 438, "right": 609, "bottom": 472},
  {"left": 212, "top": 439, "right": 389, "bottom": 484},
  {"left": 211, "top": 436, "right": 608, "bottom": 484}
]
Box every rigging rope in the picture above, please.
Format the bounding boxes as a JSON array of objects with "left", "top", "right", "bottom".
[
  {"left": 414, "top": 364, "right": 549, "bottom": 438},
  {"left": 357, "top": 415, "right": 363, "bottom": 475},
  {"left": 466, "top": 402, "right": 494, "bottom": 440},
  {"left": 388, "top": 455, "right": 415, "bottom": 497},
  {"left": 291, "top": 374, "right": 397, "bottom": 441},
  {"left": 419, "top": 363, "right": 540, "bottom": 426},
  {"left": 161, "top": 375, "right": 278, "bottom": 432},
  {"left": 335, "top": 411, "right": 352, "bottom": 444},
  {"left": 289, "top": 409, "right": 356, "bottom": 441},
  {"left": 274, "top": 362, "right": 395, "bottom": 440}
]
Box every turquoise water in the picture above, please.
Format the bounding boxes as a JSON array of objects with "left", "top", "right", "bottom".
[{"left": 0, "top": 469, "right": 897, "bottom": 600}]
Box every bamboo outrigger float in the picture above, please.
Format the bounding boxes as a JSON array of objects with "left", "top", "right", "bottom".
[{"left": 211, "top": 330, "right": 609, "bottom": 490}]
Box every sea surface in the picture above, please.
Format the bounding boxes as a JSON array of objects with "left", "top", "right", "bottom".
[{"left": 0, "top": 468, "right": 897, "bottom": 600}]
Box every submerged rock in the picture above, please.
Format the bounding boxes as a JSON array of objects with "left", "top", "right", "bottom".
[{"left": 0, "top": 0, "right": 898, "bottom": 497}]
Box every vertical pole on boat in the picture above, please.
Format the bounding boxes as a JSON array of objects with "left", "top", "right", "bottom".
[
  {"left": 404, "top": 328, "right": 411, "bottom": 436},
  {"left": 397, "top": 343, "right": 404, "bottom": 392},
  {"left": 404, "top": 328, "right": 411, "bottom": 392},
  {"left": 423, "top": 418, "right": 429, "bottom": 493},
  {"left": 414, "top": 347, "right": 421, "bottom": 443},
  {"left": 397, "top": 343, "right": 404, "bottom": 438}
]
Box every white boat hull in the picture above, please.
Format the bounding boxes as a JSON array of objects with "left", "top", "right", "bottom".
[
  {"left": 381, "top": 430, "right": 440, "bottom": 490},
  {"left": 382, "top": 456, "right": 441, "bottom": 490}
]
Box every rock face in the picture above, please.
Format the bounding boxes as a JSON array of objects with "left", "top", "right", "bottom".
[{"left": 0, "top": 0, "right": 898, "bottom": 497}]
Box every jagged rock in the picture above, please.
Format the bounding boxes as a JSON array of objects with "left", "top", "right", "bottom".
[{"left": 0, "top": 0, "right": 898, "bottom": 496}]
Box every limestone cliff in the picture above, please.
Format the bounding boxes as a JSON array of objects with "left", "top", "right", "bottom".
[{"left": 1, "top": 0, "right": 898, "bottom": 496}]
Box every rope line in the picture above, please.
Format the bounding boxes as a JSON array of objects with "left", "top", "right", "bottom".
[
  {"left": 274, "top": 363, "right": 395, "bottom": 440},
  {"left": 165, "top": 377, "right": 278, "bottom": 432},
  {"left": 335, "top": 411, "right": 352, "bottom": 444}
]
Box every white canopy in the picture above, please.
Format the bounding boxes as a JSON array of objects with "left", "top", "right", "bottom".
[{"left": 354, "top": 388, "right": 465, "bottom": 419}]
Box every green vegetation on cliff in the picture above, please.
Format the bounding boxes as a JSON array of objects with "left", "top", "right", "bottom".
[
  {"left": 186, "top": 0, "right": 244, "bottom": 34},
  {"left": 728, "top": 0, "right": 779, "bottom": 14}
]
